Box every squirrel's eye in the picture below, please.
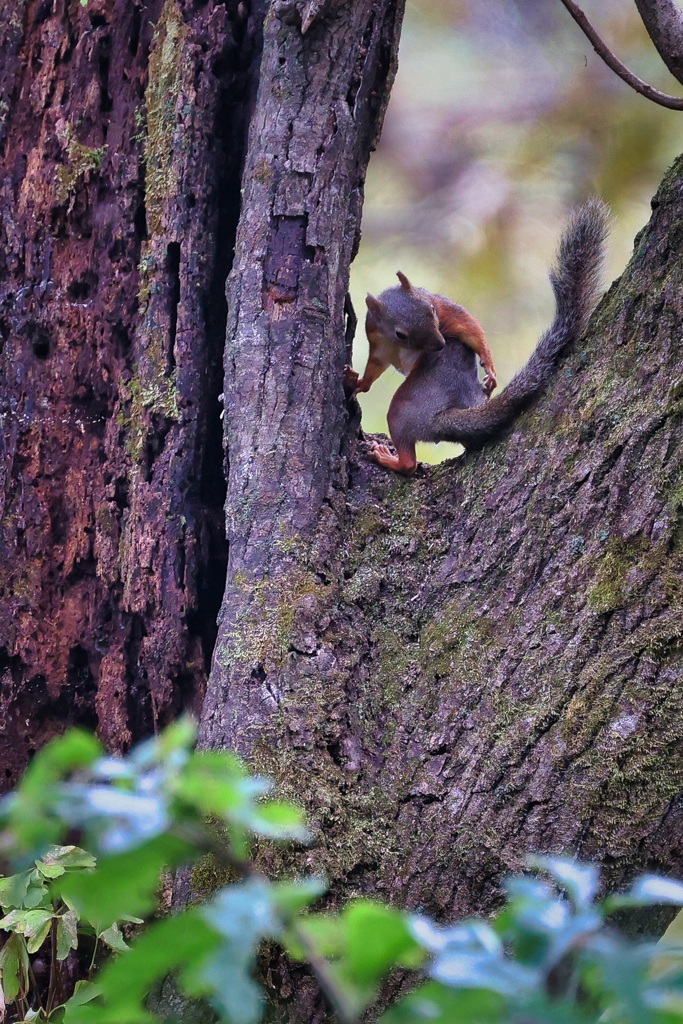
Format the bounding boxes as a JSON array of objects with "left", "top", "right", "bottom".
[{"left": 395, "top": 328, "right": 409, "bottom": 342}]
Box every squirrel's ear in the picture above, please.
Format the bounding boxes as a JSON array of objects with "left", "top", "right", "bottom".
[
  {"left": 366, "top": 293, "right": 382, "bottom": 315},
  {"left": 396, "top": 271, "right": 413, "bottom": 292}
]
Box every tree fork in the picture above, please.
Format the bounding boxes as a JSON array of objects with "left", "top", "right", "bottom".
[{"left": 200, "top": 155, "right": 683, "bottom": 933}]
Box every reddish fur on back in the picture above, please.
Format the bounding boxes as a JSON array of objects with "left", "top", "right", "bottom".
[{"left": 432, "top": 296, "right": 497, "bottom": 392}]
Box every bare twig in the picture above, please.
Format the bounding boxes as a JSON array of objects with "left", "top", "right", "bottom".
[
  {"left": 634, "top": 0, "right": 683, "bottom": 86},
  {"left": 46, "top": 919, "right": 58, "bottom": 1014},
  {"left": 558, "top": 0, "right": 683, "bottom": 110}
]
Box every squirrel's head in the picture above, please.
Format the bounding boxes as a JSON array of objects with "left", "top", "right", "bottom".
[{"left": 365, "top": 272, "right": 445, "bottom": 353}]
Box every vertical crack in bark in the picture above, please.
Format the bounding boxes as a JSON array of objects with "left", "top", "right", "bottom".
[
  {"left": 0, "top": 0, "right": 265, "bottom": 774},
  {"left": 165, "top": 241, "right": 181, "bottom": 367}
]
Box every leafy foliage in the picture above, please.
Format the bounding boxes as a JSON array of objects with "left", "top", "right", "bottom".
[
  {"left": 1, "top": 722, "right": 682, "bottom": 1024},
  {"left": 0, "top": 843, "right": 128, "bottom": 1020}
]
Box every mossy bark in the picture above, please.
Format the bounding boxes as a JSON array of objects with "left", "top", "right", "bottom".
[
  {"left": 0, "top": 0, "right": 256, "bottom": 779},
  {"left": 202, "top": 150, "right": 683, "bottom": 955},
  {"left": 2, "top": 0, "right": 682, "bottom": 1019}
]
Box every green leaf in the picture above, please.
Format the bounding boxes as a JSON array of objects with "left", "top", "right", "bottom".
[
  {"left": 615, "top": 876, "right": 683, "bottom": 909},
  {"left": 381, "top": 980, "right": 503, "bottom": 1024},
  {"left": 0, "top": 908, "right": 23, "bottom": 930},
  {"left": 99, "top": 922, "right": 129, "bottom": 953},
  {"left": 64, "top": 980, "right": 102, "bottom": 1009},
  {"left": 189, "top": 880, "right": 293, "bottom": 1024},
  {"left": 248, "top": 801, "right": 310, "bottom": 843},
  {"left": 0, "top": 731, "right": 101, "bottom": 863},
  {"left": 269, "top": 878, "right": 326, "bottom": 917},
  {"left": 509, "top": 992, "right": 596, "bottom": 1024},
  {"left": 431, "top": 946, "right": 539, "bottom": 995},
  {"left": 34, "top": 860, "right": 66, "bottom": 880},
  {"left": 21, "top": 731, "right": 102, "bottom": 789},
  {"left": 59, "top": 835, "right": 191, "bottom": 928},
  {"left": 0, "top": 907, "right": 54, "bottom": 953},
  {"left": 0, "top": 869, "right": 51, "bottom": 912},
  {"left": 37, "top": 846, "right": 96, "bottom": 877},
  {"left": 529, "top": 856, "right": 600, "bottom": 910},
  {"left": 284, "top": 913, "right": 344, "bottom": 960},
  {"left": 26, "top": 915, "right": 54, "bottom": 954},
  {"left": 0, "top": 932, "right": 30, "bottom": 1002},
  {"left": 503, "top": 875, "right": 554, "bottom": 905},
  {"left": 130, "top": 716, "right": 197, "bottom": 770},
  {"left": 285, "top": 901, "right": 425, "bottom": 1023},
  {"left": 412, "top": 918, "right": 502, "bottom": 956},
  {"left": 201, "top": 879, "right": 279, "bottom": 944},
  {"left": 65, "top": 912, "right": 216, "bottom": 1024},
  {"left": 202, "top": 960, "right": 263, "bottom": 1024},
  {"left": 174, "top": 752, "right": 269, "bottom": 822},
  {"left": 346, "top": 902, "right": 423, "bottom": 984},
  {"left": 56, "top": 911, "right": 79, "bottom": 960},
  {"left": 0, "top": 870, "right": 33, "bottom": 909},
  {"left": 59, "top": 982, "right": 102, "bottom": 1024},
  {"left": 61, "top": 785, "right": 170, "bottom": 854},
  {"left": 22, "top": 879, "right": 51, "bottom": 909}
]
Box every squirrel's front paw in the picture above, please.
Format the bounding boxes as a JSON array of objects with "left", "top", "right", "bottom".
[
  {"left": 343, "top": 365, "right": 360, "bottom": 396},
  {"left": 482, "top": 371, "right": 497, "bottom": 397}
]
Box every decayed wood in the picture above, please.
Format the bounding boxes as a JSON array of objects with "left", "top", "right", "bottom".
[{"left": 0, "top": 0, "right": 255, "bottom": 782}]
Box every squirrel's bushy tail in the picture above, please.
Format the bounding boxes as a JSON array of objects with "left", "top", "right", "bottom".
[{"left": 433, "top": 197, "right": 610, "bottom": 449}]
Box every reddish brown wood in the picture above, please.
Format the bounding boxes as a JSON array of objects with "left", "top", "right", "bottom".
[{"left": 0, "top": 0, "right": 256, "bottom": 782}]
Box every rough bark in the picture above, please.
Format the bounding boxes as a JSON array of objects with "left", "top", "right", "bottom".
[
  {"left": 634, "top": 0, "right": 683, "bottom": 85},
  {"left": 199, "top": 155, "right": 683, "bottom": 937},
  {"left": 198, "top": 0, "right": 406, "bottom": 748},
  {"left": 0, "top": 0, "right": 264, "bottom": 784},
  {"left": 2, "top": 0, "right": 683, "bottom": 1020}
]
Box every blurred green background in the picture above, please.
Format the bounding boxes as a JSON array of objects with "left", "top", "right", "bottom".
[{"left": 350, "top": 0, "right": 682, "bottom": 462}]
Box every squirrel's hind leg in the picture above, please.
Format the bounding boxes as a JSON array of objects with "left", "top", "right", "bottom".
[{"left": 367, "top": 387, "right": 420, "bottom": 474}]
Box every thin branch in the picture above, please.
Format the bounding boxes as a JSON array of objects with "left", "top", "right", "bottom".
[
  {"left": 634, "top": 0, "right": 683, "bottom": 86},
  {"left": 558, "top": 0, "right": 683, "bottom": 110},
  {"left": 46, "top": 919, "right": 58, "bottom": 1014}
]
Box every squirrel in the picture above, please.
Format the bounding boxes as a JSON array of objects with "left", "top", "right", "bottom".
[{"left": 344, "top": 198, "right": 609, "bottom": 474}]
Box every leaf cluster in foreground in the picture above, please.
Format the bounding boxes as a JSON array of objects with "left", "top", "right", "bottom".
[{"left": 1, "top": 720, "right": 682, "bottom": 1024}]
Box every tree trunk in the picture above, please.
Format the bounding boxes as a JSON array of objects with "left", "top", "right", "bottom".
[
  {"left": 201, "top": 152, "right": 683, "bottom": 921},
  {"left": 0, "top": 0, "right": 260, "bottom": 782},
  {"left": 1, "top": 0, "right": 682, "bottom": 1018}
]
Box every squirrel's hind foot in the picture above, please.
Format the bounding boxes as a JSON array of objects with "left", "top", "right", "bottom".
[
  {"left": 482, "top": 371, "right": 497, "bottom": 396},
  {"left": 367, "top": 441, "right": 417, "bottom": 475}
]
